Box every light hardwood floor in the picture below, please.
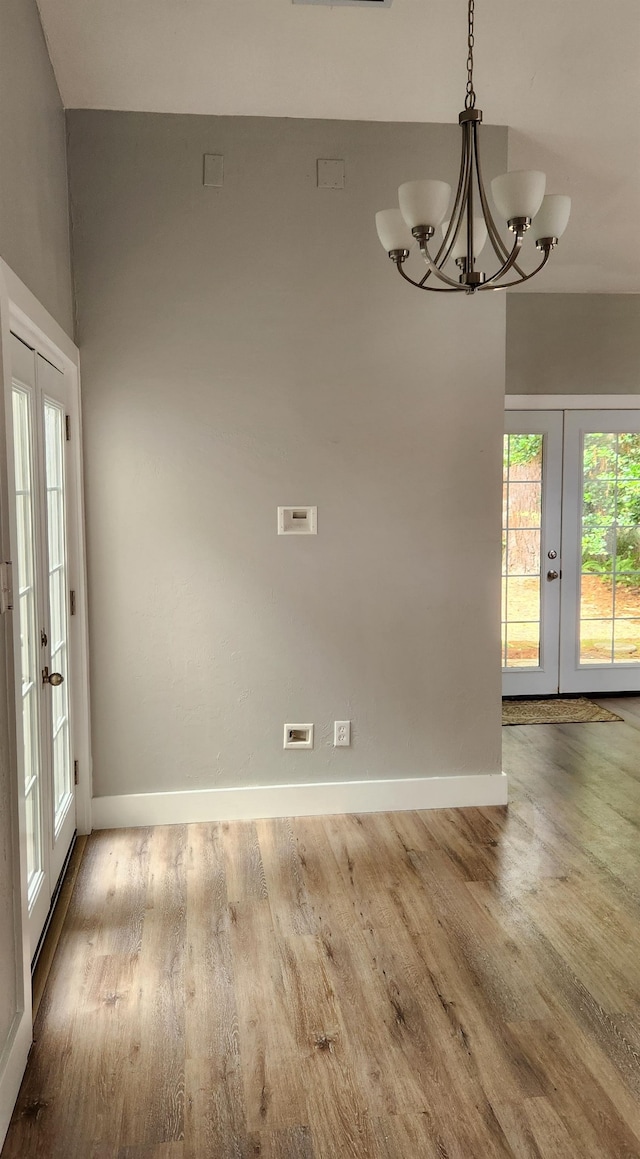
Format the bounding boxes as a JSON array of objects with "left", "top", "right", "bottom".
[{"left": 3, "top": 697, "right": 640, "bottom": 1157}]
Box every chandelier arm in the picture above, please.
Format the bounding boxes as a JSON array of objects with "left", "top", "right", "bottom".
[
  {"left": 478, "top": 247, "right": 552, "bottom": 290},
  {"left": 420, "top": 240, "right": 468, "bottom": 288},
  {"left": 466, "top": 123, "right": 475, "bottom": 273},
  {"left": 472, "top": 122, "right": 512, "bottom": 265},
  {"left": 473, "top": 123, "right": 528, "bottom": 279},
  {"left": 395, "top": 261, "right": 460, "bottom": 292},
  {"left": 482, "top": 231, "right": 525, "bottom": 287},
  {"left": 419, "top": 130, "right": 473, "bottom": 284},
  {"left": 433, "top": 122, "right": 472, "bottom": 269}
]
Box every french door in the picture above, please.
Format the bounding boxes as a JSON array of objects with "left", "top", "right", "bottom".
[
  {"left": 503, "top": 409, "right": 640, "bottom": 695},
  {"left": 10, "top": 334, "right": 76, "bottom": 956}
]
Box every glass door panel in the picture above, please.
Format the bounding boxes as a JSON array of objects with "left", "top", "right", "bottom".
[
  {"left": 12, "top": 386, "right": 44, "bottom": 908},
  {"left": 44, "top": 400, "right": 72, "bottom": 835},
  {"left": 561, "top": 412, "right": 640, "bottom": 692},
  {"left": 502, "top": 412, "right": 563, "bottom": 696},
  {"left": 502, "top": 433, "right": 543, "bottom": 669}
]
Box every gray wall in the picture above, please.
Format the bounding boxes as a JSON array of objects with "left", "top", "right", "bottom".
[
  {"left": 68, "top": 110, "right": 507, "bottom": 800},
  {"left": 507, "top": 294, "right": 640, "bottom": 395},
  {"left": 0, "top": 0, "right": 73, "bottom": 334}
]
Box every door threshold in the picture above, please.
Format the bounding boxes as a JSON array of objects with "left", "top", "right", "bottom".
[
  {"left": 31, "top": 834, "right": 87, "bottom": 1020},
  {"left": 503, "top": 691, "right": 639, "bottom": 702}
]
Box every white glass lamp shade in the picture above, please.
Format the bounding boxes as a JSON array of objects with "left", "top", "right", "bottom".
[
  {"left": 533, "top": 194, "right": 571, "bottom": 241},
  {"left": 398, "top": 180, "right": 452, "bottom": 231},
  {"left": 491, "top": 170, "right": 546, "bottom": 222},
  {"left": 442, "top": 216, "right": 488, "bottom": 262},
  {"left": 375, "top": 209, "right": 413, "bottom": 253}
]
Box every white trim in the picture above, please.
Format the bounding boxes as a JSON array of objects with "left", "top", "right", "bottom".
[
  {"left": 92, "top": 772, "right": 508, "bottom": 829},
  {"left": 0, "top": 1012, "right": 31, "bottom": 1147},
  {"left": 62, "top": 350, "right": 93, "bottom": 837},
  {"left": 0, "top": 265, "right": 33, "bottom": 1149},
  {"left": 506, "top": 394, "right": 640, "bottom": 410},
  {"left": 2, "top": 265, "right": 77, "bottom": 366}
]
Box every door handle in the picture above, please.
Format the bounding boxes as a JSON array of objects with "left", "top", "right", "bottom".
[
  {"left": 546, "top": 570, "right": 559, "bottom": 581},
  {"left": 42, "top": 667, "right": 64, "bottom": 686}
]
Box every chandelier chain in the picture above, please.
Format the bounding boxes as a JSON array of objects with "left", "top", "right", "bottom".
[{"left": 465, "top": 0, "right": 476, "bottom": 110}]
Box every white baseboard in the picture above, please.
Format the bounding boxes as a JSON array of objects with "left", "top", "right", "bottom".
[
  {"left": 0, "top": 1010, "right": 31, "bottom": 1148},
  {"left": 91, "top": 771, "right": 508, "bottom": 830}
]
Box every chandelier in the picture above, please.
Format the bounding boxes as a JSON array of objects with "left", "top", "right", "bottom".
[{"left": 375, "top": 0, "right": 571, "bottom": 294}]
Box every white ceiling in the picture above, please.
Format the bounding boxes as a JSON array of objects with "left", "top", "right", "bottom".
[{"left": 38, "top": 0, "right": 640, "bottom": 292}]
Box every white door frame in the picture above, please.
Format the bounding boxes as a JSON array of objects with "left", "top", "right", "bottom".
[
  {"left": 506, "top": 394, "right": 640, "bottom": 410},
  {"left": 3, "top": 269, "right": 92, "bottom": 836},
  {"left": 505, "top": 393, "right": 640, "bottom": 697},
  {"left": 0, "top": 259, "right": 92, "bottom": 1145}
]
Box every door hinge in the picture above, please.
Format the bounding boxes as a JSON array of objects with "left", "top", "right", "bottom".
[
  {"left": 65, "top": 414, "right": 71, "bottom": 441},
  {"left": 74, "top": 760, "right": 79, "bottom": 786},
  {"left": 70, "top": 589, "right": 76, "bottom": 616},
  {"left": 0, "top": 562, "right": 13, "bottom": 614}
]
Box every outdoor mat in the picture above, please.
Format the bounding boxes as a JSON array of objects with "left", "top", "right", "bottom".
[{"left": 502, "top": 697, "right": 623, "bottom": 726}]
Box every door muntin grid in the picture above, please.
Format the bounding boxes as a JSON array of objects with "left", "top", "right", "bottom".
[{"left": 12, "top": 386, "right": 44, "bottom": 905}]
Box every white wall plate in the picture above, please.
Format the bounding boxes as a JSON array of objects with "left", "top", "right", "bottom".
[
  {"left": 334, "top": 720, "right": 351, "bottom": 746},
  {"left": 277, "top": 506, "right": 317, "bottom": 535},
  {"left": 284, "top": 723, "right": 314, "bottom": 749}
]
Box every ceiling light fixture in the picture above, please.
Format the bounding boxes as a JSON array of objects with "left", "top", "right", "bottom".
[{"left": 375, "top": 0, "right": 571, "bottom": 294}]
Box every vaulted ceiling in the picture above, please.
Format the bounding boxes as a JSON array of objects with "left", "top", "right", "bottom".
[{"left": 38, "top": 0, "right": 640, "bottom": 292}]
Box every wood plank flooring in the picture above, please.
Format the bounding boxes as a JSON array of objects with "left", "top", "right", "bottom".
[{"left": 4, "top": 697, "right": 640, "bottom": 1157}]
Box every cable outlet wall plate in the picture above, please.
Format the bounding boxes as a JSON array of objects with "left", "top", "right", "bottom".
[
  {"left": 277, "top": 506, "right": 317, "bottom": 535},
  {"left": 284, "top": 723, "right": 314, "bottom": 749}
]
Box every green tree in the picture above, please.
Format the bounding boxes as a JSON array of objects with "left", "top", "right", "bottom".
[{"left": 582, "top": 434, "right": 640, "bottom": 578}]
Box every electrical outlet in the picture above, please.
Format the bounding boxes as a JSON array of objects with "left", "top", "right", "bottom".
[{"left": 334, "top": 720, "right": 351, "bottom": 747}]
